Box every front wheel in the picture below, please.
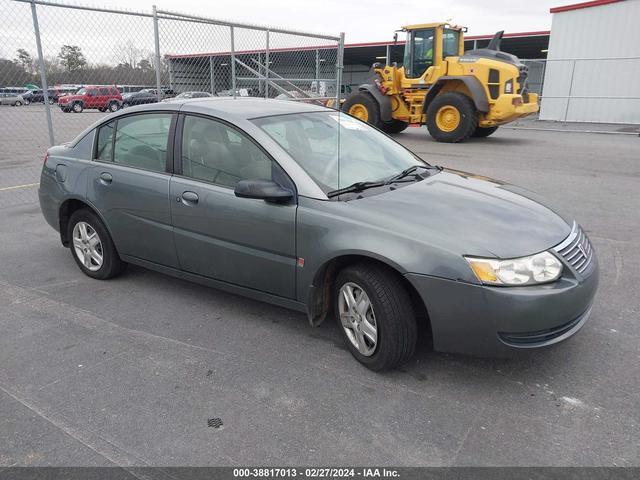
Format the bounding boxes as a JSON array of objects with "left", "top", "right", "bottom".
[
  {"left": 72, "top": 102, "right": 83, "bottom": 113},
  {"left": 472, "top": 126, "right": 499, "bottom": 138},
  {"left": 342, "top": 91, "right": 381, "bottom": 128},
  {"left": 48, "top": 97, "right": 55, "bottom": 105},
  {"left": 334, "top": 263, "right": 417, "bottom": 371},
  {"left": 68, "top": 209, "right": 125, "bottom": 280},
  {"left": 426, "top": 92, "right": 478, "bottom": 143},
  {"left": 108, "top": 101, "right": 120, "bottom": 112},
  {"left": 14, "top": 101, "right": 23, "bottom": 106}
]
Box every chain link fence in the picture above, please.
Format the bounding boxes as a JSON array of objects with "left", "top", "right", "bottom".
[{"left": 0, "top": 0, "right": 344, "bottom": 151}]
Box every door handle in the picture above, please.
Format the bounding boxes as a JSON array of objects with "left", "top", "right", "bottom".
[
  {"left": 99, "top": 172, "right": 113, "bottom": 184},
  {"left": 180, "top": 191, "right": 199, "bottom": 205}
]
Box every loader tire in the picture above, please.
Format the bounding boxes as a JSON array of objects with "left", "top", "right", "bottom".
[
  {"left": 426, "top": 92, "right": 477, "bottom": 143},
  {"left": 342, "top": 91, "right": 381, "bottom": 128},
  {"left": 472, "top": 126, "right": 499, "bottom": 138},
  {"left": 380, "top": 119, "right": 409, "bottom": 134}
]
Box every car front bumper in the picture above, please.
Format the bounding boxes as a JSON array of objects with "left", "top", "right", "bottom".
[{"left": 405, "top": 254, "right": 599, "bottom": 356}]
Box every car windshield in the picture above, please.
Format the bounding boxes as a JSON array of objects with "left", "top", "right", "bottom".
[
  {"left": 252, "top": 111, "right": 427, "bottom": 193},
  {"left": 76, "top": 88, "right": 86, "bottom": 95}
]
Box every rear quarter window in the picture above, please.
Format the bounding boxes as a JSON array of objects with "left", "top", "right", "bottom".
[{"left": 95, "top": 121, "right": 115, "bottom": 161}]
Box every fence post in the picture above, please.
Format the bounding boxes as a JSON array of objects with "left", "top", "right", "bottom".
[
  {"left": 230, "top": 26, "right": 236, "bottom": 99},
  {"left": 152, "top": 5, "right": 163, "bottom": 102},
  {"left": 335, "top": 32, "right": 345, "bottom": 110},
  {"left": 563, "top": 59, "right": 576, "bottom": 123},
  {"left": 30, "top": 0, "right": 54, "bottom": 146},
  {"left": 209, "top": 56, "right": 215, "bottom": 95},
  {"left": 265, "top": 30, "right": 270, "bottom": 99}
]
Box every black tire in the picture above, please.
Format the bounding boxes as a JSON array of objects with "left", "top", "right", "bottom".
[
  {"left": 426, "top": 92, "right": 478, "bottom": 143},
  {"left": 67, "top": 209, "right": 126, "bottom": 280},
  {"left": 380, "top": 119, "right": 409, "bottom": 134},
  {"left": 472, "top": 126, "right": 499, "bottom": 138},
  {"left": 72, "top": 102, "right": 83, "bottom": 113},
  {"left": 122, "top": 102, "right": 130, "bottom": 108},
  {"left": 108, "top": 101, "right": 120, "bottom": 112},
  {"left": 48, "top": 98, "right": 55, "bottom": 105},
  {"left": 334, "top": 262, "right": 417, "bottom": 371},
  {"left": 14, "top": 101, "right": 22, "bottom": 106},
  {"left": 342, "top": 91, "right": 381, "bottom": 128},
  {"left": 62, "top": 108, "right": 71, "bottom": 113},
  {"left": 98, "top": 107, "right": 106, "bottom": 112}
]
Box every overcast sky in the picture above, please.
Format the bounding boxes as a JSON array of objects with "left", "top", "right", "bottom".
[{"left": 73, "top": 0, "right": 561, "bottom": 41}]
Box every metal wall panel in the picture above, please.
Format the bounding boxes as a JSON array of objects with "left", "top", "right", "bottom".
[{"left": 540, "top": 0, "right": 640, "bottom": 123}]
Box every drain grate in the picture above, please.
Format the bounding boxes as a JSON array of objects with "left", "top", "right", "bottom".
[{"left": 207, "top": 418, "right": 223, "bottom": 428}]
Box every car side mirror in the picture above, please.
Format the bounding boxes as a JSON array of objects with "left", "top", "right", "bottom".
[{"left": 234, "top": 179, "right": 293, "bottom": 203}]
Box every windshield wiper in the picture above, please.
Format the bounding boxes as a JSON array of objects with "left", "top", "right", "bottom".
[
  {"left": 385, "top": 164, "right": 441, "bottom": 184},
  {"left": 327, "top": 181, "right": 386, "bottom": 198}
]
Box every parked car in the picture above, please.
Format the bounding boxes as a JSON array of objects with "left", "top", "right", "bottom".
[
  {"left": 217, "top": 88, "right": 256, "bottom": 97},
  {"left": 122, "top": 88, "right": 159, "bottom": 107},
  {"left": 38, "top": 98, "right": 598, "bottom": 371},
  {"left": 0, "top": 92, "right": 25, "bottom": 106},
  {"left": 57, "top": 85, "right": 122, "bottom": 113},
  {"left": 21, "top": 89, "right": 61, "bottom": 104},
  {"left": 163, "top": 91, "right": 213, "bottom": 102}
]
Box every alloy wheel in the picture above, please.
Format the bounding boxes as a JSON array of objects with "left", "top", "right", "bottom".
[
  {"left": 72, "top": 221, "right": 103, "bottom": 272},
  {"left": 338, "top": 282, "right": 378, "bottom": 356}
]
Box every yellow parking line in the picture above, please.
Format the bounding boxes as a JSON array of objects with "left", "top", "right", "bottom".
[{"left": 0, "top": 182, "right": 39, "bottom": 192}]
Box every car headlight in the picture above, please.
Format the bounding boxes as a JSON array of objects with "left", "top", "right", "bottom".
[{"left": 465, "top": 251, "right": 563, "bottom": 286}]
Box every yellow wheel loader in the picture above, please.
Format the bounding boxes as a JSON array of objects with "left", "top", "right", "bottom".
[{"left": 342, "top": 23, "right": 539, "bottom": 142}]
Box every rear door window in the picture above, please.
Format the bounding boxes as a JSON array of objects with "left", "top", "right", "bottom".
[
  {"left": 112, "top": 114, "right": 172, "bottom": 172},
  {"left": 99, "top": 88, "right": 110, "bottom": 95}
]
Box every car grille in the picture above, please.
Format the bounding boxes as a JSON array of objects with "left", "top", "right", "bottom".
[{"left": 553, "top": 222, "right": 594, "bottom": 274}]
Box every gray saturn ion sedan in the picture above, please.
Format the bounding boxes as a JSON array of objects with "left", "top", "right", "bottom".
[{"left": 39, "top": 98, "right": 598, "bottom": 371}]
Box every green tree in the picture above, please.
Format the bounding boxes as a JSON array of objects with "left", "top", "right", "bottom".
[
  {"left": 16, "top": 48, "right": 34, "bottom": 74},
  {"left": 58, "top": 45, "right": 86, "bottom": 72}
]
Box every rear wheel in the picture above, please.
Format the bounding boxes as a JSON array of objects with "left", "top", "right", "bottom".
[
  {"left": 72, "top": 102, "right": 83, "bottom": 113},
  {"left": 48, "top": 97, "right": 55, "bottom": 105},
  {"left": 14, "top": 101, "right": 23, "bottom": 106},
  {"left": 334, "top": 263, "right": 417, "bottom": 371},
  {"left": 380, "top": 119, "right": 409, "bottom": 134},
  {"left": 426, "top": 92, "right": 477, "bottom": 143},
  {"left": 342, "top": 91, "right": 381, "bottom": 127},
  {"left": 472, "top": 125, "right": 499, "bottom": 138},
  {"left": 68, "top": 209, "right": 125, "bottom": 280},
  {"left": 108, "top": 101, "right": 120, "bottom": 112}
]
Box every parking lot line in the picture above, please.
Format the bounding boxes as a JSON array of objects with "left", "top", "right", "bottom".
[{"left": 0, "top": 182, "right": 39, "bottom": 192}]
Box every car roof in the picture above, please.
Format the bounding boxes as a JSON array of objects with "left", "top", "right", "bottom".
[{"left": 181, "top": 97, "right": 330, "bottom": 120}]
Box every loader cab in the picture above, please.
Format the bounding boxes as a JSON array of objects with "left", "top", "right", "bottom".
[{"left": 402, "top": 23, "right": 464, "bottom": 79}]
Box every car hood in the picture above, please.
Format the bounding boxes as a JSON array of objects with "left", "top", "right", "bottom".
[
  {"left": 58, "top": 95, "right": 80, "bottom": 102},
  {"left": 344, "top": 169, "right": 572, "bottom": 259}
]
